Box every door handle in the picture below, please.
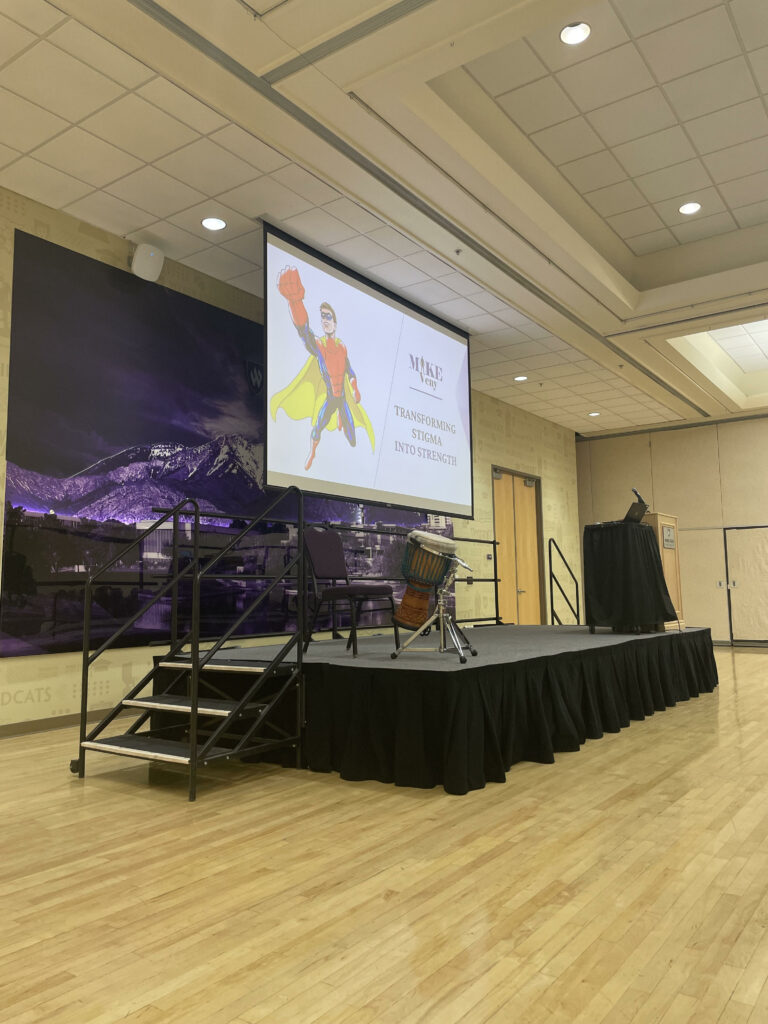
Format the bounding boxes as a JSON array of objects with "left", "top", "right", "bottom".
[{"left": 517, "top": 588, "right": 526, "bottom": 594}]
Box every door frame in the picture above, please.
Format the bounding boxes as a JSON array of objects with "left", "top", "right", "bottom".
[
  {"left": 724, "top": 524, "right": 768, "bottom": 646},
  {"left": 491, "top": 465, "right": 546, "bottom": 624}
]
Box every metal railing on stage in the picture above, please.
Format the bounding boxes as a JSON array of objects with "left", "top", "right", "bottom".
[{"left": 548, "top": 538, "right": 580, "bottom": 625}]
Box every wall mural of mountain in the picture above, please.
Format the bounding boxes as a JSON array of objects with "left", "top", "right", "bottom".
[{"left": 2, "top": 233, "right": 445, "bottom": 658}]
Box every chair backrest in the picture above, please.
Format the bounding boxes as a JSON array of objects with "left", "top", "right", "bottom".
[{"left": 304, "top": 527, "right": 350, "bottom": 583}]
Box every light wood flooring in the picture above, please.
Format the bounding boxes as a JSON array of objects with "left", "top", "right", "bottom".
[{"left": 2, "top": 646, "right": 768, "bottom": 1024}]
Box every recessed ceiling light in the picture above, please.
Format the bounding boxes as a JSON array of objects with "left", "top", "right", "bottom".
[
  {"left": 514, "top": 375, "right": 528, "bottom": 381},
  {"left": 679, "top": 202, "right": 701, "bottom": 216},
  {"left": 560, "top": 22, "right": 591, "bottom": 45},
  {"left": 202, "top": 216, "right": 227, "bottom": 231},
  {"left": 588, "top": 411, "right": 600, "bottom": 417}
]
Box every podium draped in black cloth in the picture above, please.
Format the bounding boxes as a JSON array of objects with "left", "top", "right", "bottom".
[{"left": 584, "top": 521, "right": 677, "bottom": 629}]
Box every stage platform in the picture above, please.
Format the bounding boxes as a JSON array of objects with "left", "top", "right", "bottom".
[{"left": 209, "top": 624, "right": 719, "bottom": 795}]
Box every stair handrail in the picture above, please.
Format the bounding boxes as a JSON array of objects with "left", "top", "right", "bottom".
[
  {"left": 548, "top": 538, "right": 580, "bottom": 625},
  {"left": 77, "top": 499, "right": 200, "bottom": 768},
  {"left": 188, "top": 487, "right": 305, "bottom": 771}
]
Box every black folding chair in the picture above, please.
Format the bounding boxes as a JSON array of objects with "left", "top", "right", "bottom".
[{"left": 303, "top": 526, "right": 399, "bottom": 656}]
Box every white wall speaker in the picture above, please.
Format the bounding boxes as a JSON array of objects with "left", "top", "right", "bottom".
[{"left": 131, "top": 243, "right": 164, "bottom": 282}]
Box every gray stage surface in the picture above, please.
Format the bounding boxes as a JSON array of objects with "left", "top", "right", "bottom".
[{"left": 207, "top": 623, "right": 696, "bottom": 672}]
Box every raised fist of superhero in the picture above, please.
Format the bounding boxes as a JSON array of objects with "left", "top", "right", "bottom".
[{"left": 277, "top": 266, "right": 308, "bottom": 327}]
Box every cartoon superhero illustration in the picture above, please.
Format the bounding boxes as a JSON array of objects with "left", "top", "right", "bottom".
[{"left": 271, "top": 266, "right": 374, "bottom": 470}]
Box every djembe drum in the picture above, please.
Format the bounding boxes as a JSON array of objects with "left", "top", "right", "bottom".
[{"left": 394, "top": 530, "right": 456, "bottom": 630}]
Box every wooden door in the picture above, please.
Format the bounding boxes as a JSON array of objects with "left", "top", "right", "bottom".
[{"left": 493, "top": 470, "right": 543, "bottom": 624}]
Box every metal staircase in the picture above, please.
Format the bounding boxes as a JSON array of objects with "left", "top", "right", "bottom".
[{"left": 70, "top": 488, "right": 305, "bottom": 800}]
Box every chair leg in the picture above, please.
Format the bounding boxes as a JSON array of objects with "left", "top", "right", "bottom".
[
  {"left": 303, "top": 600, "right": 321, "bottom": 653},
  {"left": 348, "top": 598, "right": 358, "bottom": 656}
]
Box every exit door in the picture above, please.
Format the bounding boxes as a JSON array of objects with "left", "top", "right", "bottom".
[{"left": 492, "top": 469, "right": 543, "bottom": 624}]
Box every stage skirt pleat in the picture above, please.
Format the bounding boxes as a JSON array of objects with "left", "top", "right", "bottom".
[{"left": 304, "top": 629, "right": 719, "bottom": 795}]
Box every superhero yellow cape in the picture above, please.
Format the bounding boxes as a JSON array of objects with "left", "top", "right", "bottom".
[{"left": 270, "top": 356, "right": 375, "bottom": 451}]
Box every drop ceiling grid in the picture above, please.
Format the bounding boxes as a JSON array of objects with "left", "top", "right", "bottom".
[
  {"left": 464, "top": 0, "right": 768, "bottom": 256},
  {"left": 0, "top": 1, "right": 687, "bottom": 433}
]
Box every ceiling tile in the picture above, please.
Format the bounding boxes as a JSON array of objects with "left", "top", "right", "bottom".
[
  {"left": 0, "top": 12, "right": 34, "bottom": 63},
  {"left": 686, "top": 99, "right": 768, "bottom": 155},
  {"left": 137, "top": 79, "right": 228, "bottom": 133},
  {"left": 461, "top": 313, "right": 508, "bottom": 333},
  {"left": 531, "top": 117, "right": 605, "bottom": 164},
  {"left": 0, "top": 155, "right": 90, "bottom": 206},
  {"left": 221, "top": 228, "right": 263, "bottom": 263},
  {"left": 48, "top": 21, "right": 152, "bottom": 88},
  {"left": 730, "top": 0, "right": 768, "bottom": 51},
  {"left": 560, "top": 150, "right": 627, "bottom": 191},
  {"left": 611, "top": 0, "right": 724, "bottom": 36},
  {"left": 437, "top": 272, "right": 482, "bottom": 296},
  {"left": 718, "top": 169, "right": 768, "bottom": 208},
  {"left": 322, "top": 197, "right": 383, "bottom": 232},
  {"left": 586, "top": 88, "right": 677, "bottom": 147},
  {"left": 106, "top": 166, "right": 205, "bottom": 218},
  {"left": 703, "top": 136, "right": 768, "bottom": 182},
  {"left": 732, "top": 197, "right": 768, "bottom": 227},
  {"left": 585, "top": 179, "right": 647, "bottom": 216},
  {"left": 156, "top": 138, "right": 257, "bottom": 194},
  {"left": 670, "top": 210, "right": 738, "bottom": 242},
  {"left": 497, "top": 77, "right": 578, "bottom": 133},
  {"left": 624, "top": 229, "right": 678, "bottom": 255},
  {"left": 431, "top": 296, "right": 486, "bottom": 320},
  {"left": 663, "top": 57, "right": 757, "bottom": 120},
  {"left": 0, "top": 87, "right": 66, "bottom": 150},
  {"left": 181, "top": 247, "right": 256, "bottom": 280},
  {"left": 365, "top": 226, "right": 420, "bottom": 256},
  {"left": 635, "top": 158, "right": 712, "bottom": 202},
  {"left": 606, "top": 206, "right": 665, "bottom": 237},
  {"left": 406, "top": 252, "right": 454, "bottom": 276},
  {"left": 63, "top": 191, "right": 156, "bottom": 235},
  {"left": 370, "top": 259, "right": 430, "bottom": 288},
  {"left": 280, "top": 207, "right": 359, "bottom": 246},
  {"left": 0, "top": 41, "right": 124, "bottom": 122},
  {"left": 168, "top": 200, "right": 256, "bottom": 241},
  {"left": 210, "top": 125, "right": 289, "bottom": 174},
  {"left": 218, "top": 176, "right": 313, "bottom": 220},
  {"left": 83, "top": 94, "right": 198, "bottom": 162},
  {"left": 470, "top": 292, "right": 508, "bottom": 313},
  {"left": 269, "top": 164, "right": 339, "bottom": 205},
  {"left": 126, "top": 221, "right": 209, "bottom": 260},
  {"left": 654, "top": 186, "right": 726, "bottom": 224},
  {"left": 32, "top": 127, "right": 142, "bottom": 187},
  {"left": 527, "top": 1, "right": 630, "bottom": 71},
  {"left": 0, "top": 0, "right": 65, "bottom": 33},
  {"left": 636, "top": 8, "right": 741, "bottom": 83},
  {"left": 556, "top": 44, "right": 654, "bottom": 112},
  {"left": 0, "top": 142, "right": 18, "bottom": 167},
  {"left": 748, "top": 46, "right": 768, "bottom": 93},
  {"left": 327, "top": 235, "right": 396, "bottom": 269},
  {"left": 464, "top": 39, "right": 546, "bottom": 96},
  {"left": 401, "top": 280, "right": 458, "bottom": 305},
  {"left": 613, "top": 126, "right": 696, "bottom": 176}
]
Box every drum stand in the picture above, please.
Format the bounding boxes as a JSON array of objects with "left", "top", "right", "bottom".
[{"left": 391, "top": 557, "right": 478, "bottom": 664}]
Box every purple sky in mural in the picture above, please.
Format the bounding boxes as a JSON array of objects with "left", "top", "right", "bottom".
[{"left": 7, "top": 232, "right": 263, "bottom": 477}]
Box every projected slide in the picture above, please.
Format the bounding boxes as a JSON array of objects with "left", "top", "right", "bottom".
[{"left": 265, "top": 228, "right": 473, "bottom": 518}]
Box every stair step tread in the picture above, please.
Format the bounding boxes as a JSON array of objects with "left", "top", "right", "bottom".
[
  {"left": 123, "top": 695, "right": 266, "bottom": 717},
  {"left": 158, "top": 657, "right": 270, "bottom": 674},
  {"left": 81, "top": 735, "right": 230, "bottom": 765}
]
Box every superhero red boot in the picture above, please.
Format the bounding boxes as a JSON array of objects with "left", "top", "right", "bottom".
[{"left": 305, "top": 438, "right": 320, "bottom": 470}]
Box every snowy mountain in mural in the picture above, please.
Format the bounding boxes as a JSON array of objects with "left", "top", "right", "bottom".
[{"left": 6, "top": 434, "right": 265, "bottom": 522}]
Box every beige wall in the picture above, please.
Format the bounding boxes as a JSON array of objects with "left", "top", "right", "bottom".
[
  {"left": 577, "top": 418, "right": 768, "bottom": 641},
  {"left": 0, "top": 187, "right": 581, "bottom": 727}
]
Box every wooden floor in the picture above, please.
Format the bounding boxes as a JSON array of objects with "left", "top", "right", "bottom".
[{"left": 3, "top": 646, "right": 768, "bottom": 1024}]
